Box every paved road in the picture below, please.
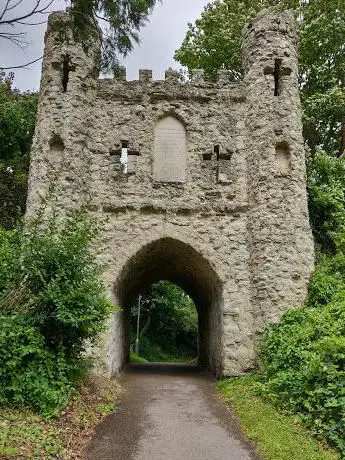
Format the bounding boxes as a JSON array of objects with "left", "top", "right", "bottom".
[{"left": 85, "top": 364, "right": 259, "bottom": 460}]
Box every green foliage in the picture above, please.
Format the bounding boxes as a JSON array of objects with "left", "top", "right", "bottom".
[
  {"left": 175, "top": 0, "right": 345, "bottom": 155},
  {"left": 307, "top": 152, "right": 345, "bottom": 254},
  {"left": 307, "top": 253, "right": 345, "bottom": 309},
  {"left": 133, "top": 335, "right": 196, "bottom": 363},
  {"left": 68, "top": 0, "right": 158, "bottom": 72},
  {"left": 259, "top": 253, "right": 345, "bottom": 454},
  {"left": 130, "top": 281, "right": 198, "bottom": 362},
  {"left": 218, "top": 376, "right": 339, "bottom": 460},
  {"left": 130, "top": 350, "right": 148, "bottom": 364},
  {"left": 0, "top": 72, "right": 38, "bottom": 229},
  {"left": 0, "top": 1, "right": 158, "bottom": 73},
  {"left": 0, "top": 409, "right": 62, "bottom": 458},
  {"left": 0, "top": 315, "right": 74, "bottom": 418},
  {"left": 0, "top": 374, "right": 119, "bottom": 458},
  {"left": 175, "top": 0, "right": 266, "bottom": 81},
  {"left": 1, "top": 210, "right": 113, "bottom": 352},
  {"left": 0, "top": 210, "right": 114, "bottom": 417}
]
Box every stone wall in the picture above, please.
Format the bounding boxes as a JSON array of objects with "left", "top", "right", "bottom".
[{"left": 26, "top": 9, "right": 314, "bottom": 377}]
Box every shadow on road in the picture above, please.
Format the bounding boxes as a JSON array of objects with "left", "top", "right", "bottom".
[{"left": 126, "top": 362, "right": 205, "bottom": 374}]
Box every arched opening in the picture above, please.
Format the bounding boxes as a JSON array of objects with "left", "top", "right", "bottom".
[{"left": 115, "top": 238, "right": 223, "bottom": 376}]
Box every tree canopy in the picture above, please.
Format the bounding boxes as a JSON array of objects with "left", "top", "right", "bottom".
[
  {"left": 0, "top": 0, "right": 158, "bottom": 71},
  {"left": 130, "top": 281, "right": 198, "bottom": 362},
  {"left": 175, "top": 0, "right": 345, "bottom": 157},
  {"left": 0, "top": 73, "right": 38, "bottom": 229}
]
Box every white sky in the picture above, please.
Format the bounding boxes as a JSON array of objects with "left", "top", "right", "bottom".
[{"left": 0, "top": 0, "right": 210, "bottom": 91}]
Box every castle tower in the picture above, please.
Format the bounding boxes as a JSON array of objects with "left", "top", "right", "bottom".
[
  {"left": 27, "top": 11, "right": 100, "bottom": 213},
  {"left": 26, "top": 9, "right": 315, "bottom": 377},
  {"left": 242, "top": 11, "right": 314, "bottom": 331}
]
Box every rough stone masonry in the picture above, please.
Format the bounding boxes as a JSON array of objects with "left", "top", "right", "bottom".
[{"left": 27, "top": 9, "right": 315, "bottom": 377}]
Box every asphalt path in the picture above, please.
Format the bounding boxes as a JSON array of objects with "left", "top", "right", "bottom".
[{"left": 85, "top": 364, "right": 259, "bottom": 460}]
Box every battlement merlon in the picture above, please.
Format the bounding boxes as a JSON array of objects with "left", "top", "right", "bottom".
[{"left": 111, "top": 68, "right": 237, "bottom": 85}]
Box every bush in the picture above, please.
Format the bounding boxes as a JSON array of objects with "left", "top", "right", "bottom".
[
  {"left": 0, "top": 210, "right": 114, "bottom": 416},
  {"left": 259, "top": 256, "right": 345, "bottom": 454},
  {"left": 0, "top": 315, "right": 73, "bottom": 417},
  {"left": 307, "top": 152, "right": 345, "bottom": 255},
  {"left": 307, "top": 253, "right": 345, "bottom": 308}
]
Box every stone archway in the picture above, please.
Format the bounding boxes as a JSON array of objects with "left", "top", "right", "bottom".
[{"left": 112, "top": 237, "right": 223, "bottom": 376}]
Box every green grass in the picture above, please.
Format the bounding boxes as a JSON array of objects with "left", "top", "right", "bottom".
[
  {"left": 130, "top": 350, "right": 149, "bottom": 364},
  {"left": 218, "top": 376, "right": 339, "bottom": 460},
  {"left": 132, "top": 335, "right": 196, "bottom": 363}
]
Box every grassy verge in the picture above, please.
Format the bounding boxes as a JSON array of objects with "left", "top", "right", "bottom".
[
  {"left": 218, "top": 376, "right": 339, "bottom": 460},
  {"left": 0, "top": 375, "right": 120, "bottom": 459},
  {"left": 130, "top": 350, "right": 149, "bottom": 364},
  {"left": 131, "top": 336, "right": 197, "bottom": 363}
]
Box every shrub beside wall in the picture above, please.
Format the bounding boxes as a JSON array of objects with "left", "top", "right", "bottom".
[
  {"left": 0, "top": 210, "right": 114, "bottom": 417},
  {"left": 259, "top": 254, "right": 345, "bottom": 454}
]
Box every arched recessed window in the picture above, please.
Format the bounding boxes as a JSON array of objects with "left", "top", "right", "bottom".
[
  {"left": 276, "top": 141, "right": 290, "bottom": 174},
  {"left": 153, "top": 116, "right": 187, "bottom": 183}
]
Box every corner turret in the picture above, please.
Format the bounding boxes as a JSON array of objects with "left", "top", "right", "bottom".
[
  {"left": 242, "top": 10, "right": 314, "bottom": 329},
  {"left": 27, "top": 10, "right": 101, "bottom": 214}
]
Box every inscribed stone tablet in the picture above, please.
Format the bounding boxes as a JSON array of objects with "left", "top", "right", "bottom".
[{"left": 153, "top": 116, "right": 186, "bottom": 182}]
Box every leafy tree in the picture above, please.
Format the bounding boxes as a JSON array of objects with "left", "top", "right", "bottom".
[
  {"left": 175, "top": 0, "right": 345, "bottom": 156},
  {"left": 0, "top": 0, "right": 159, "bottom": 72},
  {"left": 0, "top": 72, "right": 38, "bottom": 229},
  {"left": 130, "top": 281, "right": 198, "bottom": 361},
  {"left": 307, "top": 152, "right": 345, "bottom": 254},
  {"left": 0, "top": 209, "right": 114, "bottom": 416}
]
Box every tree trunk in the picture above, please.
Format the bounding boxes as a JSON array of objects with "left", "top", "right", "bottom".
[{"left": 140, "top": 316, "right": 151, "bottom": 337}]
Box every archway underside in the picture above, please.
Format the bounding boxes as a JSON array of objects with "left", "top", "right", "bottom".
[{"left": 115, "top": 238, "right": 223, "bottom": 376}]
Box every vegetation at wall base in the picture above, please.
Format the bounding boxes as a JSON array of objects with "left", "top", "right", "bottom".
[
  {"left": 218, "top": 376, "right": 339, "bottom": 460},
  {"left": 130, "top": 350, "right": 149, "bottom": 364},
  {"left": 0, "top": 374, "right": 120, "bottom": 459},
  {"left": 257, "top": 253, "right": 345, "bottom": 456},
  {"left": 131, "top": 335, "right": 197, "bottom": 364},
  {"left": 0, "top": 209, "right": 114, "bottom": 418}
]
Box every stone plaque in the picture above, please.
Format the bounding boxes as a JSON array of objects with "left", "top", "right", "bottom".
[{"left": 153, "top": 116, "right": 186, "bottom": 182}]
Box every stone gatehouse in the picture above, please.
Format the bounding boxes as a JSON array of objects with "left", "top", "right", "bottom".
[{"left": 27, "top": 9, "right": 314, "bottom": 377}]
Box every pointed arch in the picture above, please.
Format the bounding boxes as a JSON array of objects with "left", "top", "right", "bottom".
[{"left": 114, "top": 237, "right": 223, "bottom": 375}]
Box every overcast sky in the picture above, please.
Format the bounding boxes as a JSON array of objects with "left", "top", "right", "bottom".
[{"left": 0, "top": 0, "right": 209, "bottom": 91}]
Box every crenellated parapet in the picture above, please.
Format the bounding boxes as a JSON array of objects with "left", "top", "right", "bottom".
[
  {"left": 97, "top": 73, "right": 246, "bottom": 104},
  {"left": 109, "top": 67, "right": 238, "bottom": 85}
]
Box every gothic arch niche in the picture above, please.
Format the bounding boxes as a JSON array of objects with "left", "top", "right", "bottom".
[
  {"left": 153, "top": 116, "right": 187, "bottom": 182},
  {"left": 113, "top": 238, "right": 223, "bottom": 376}
]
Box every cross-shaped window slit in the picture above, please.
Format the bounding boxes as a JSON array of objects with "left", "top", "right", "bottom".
[{"left": 274, "top": 59, "right": 282, "bottom": 97}]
